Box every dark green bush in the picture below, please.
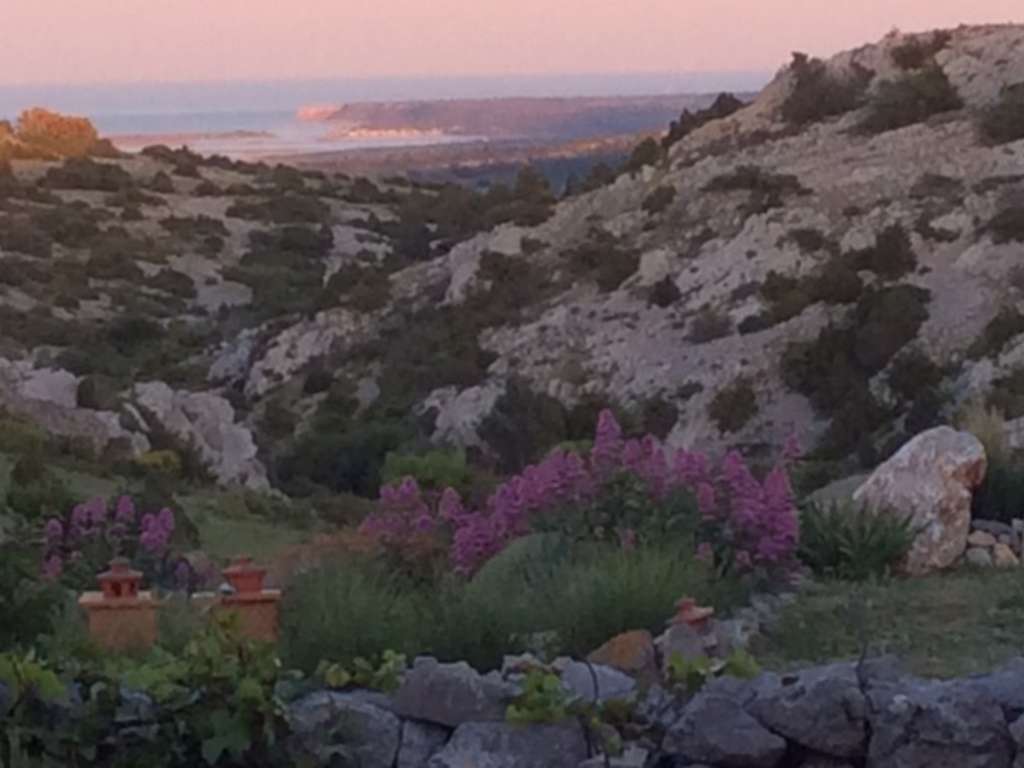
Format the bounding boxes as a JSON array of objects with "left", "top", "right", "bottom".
[
  {"left": 623, "top": 137, "right": 663, "bottom": 174},
  {"left": 149, "top": 171, "right": 175, "bottom": 193},
  {"left": 226, "top": 192, "right": 330, "bottom": 224},
  {"left": 978, "top": 84, "right": 1024, "bottom": 145},
  {"left": 780, "top": 53, "right": 872, "bottom": 126},
  {"left": 642, "top": 185, "right": 677, "bottom": 215},
  {"left": 708, "top": 377, "right": 758, "bottom": 433},
  {"left": 381, "top": 448, "right": 475, "bottom": 495},
  {"left": 31, "top": 202, "right": 105, "bottom": 246},
  {"left": 43, "top": 157, "right": 133, "bottom": 191},
  {"left": 663, "top": 93, "right": 745, "bottom": 149},
  {"left": 688, "top": 306, "right": 733, "bottom": 343},
  {"left": 147, "top": 269, "right": 197, "bottom": 300},
  {"left": 321, "top": 265, "right": 391, "bottom": 312},
  {"left": 909, "top": 172, "right": 965, "bottom": 200},
  {"left": 798, "top": 500, "right": 916, "bottom": 580},
  {"left": 850, "top": 223, "right": 917, "bottom": 280},
  {"left": 886, "top": 347, "right": 943, "bottom": 402},
  {"left": 984, "top": 204, "right": 1024, "bottom": 244},
  {"left": 160, "top": 214, "right": 229, "bottom": 241},
  {"left": 968, "top": 307, "right": 1024, "bottom": 359},
  {"left": 76, "top": 375, "right": 120, "bottom": 411},
  {"left": 987, "top": 368, "right": 1024, "bottom": 419},
  {"left": 703, "top": 165, "right": 810, "bottom": 214},
  {"left": 858, "top": 66, "right": 963, "bottom": 135},
  {"left": 648, "top": 276, "right": 681, "bottom": 307},
  {"left": 565, "top": 230, "right": 639, "bottom": 292},
  {"left": 0, "top": 215, "right": 51, "bottom": 258},
  {"left": 972, "top": 460, "right": 1024, "bottom": 524},
  {"left": 890, "top": 31, "right": 952, "bottom": 71}
]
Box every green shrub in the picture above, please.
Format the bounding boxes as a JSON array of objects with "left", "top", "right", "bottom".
[
  {"left": 321, "top": 264, "right": 392, "bottom": 312},
  {"left": 280, "top": 557, "right": 419, "bottom": 673},
  {"left": 663, "top": 93, "right": 745, "bottom": 149},
  {"left": 784, "top": 228, "right": 834, "bottom": 254},
  {"left": 688, "top": 306, "right": 733, "bottom": 343},
  {"left": 642, "top": 185, "right": 677, "bottom": 215},
  {"left": 149, "top": 171, "right": 175, "bottom": 193},
  {"left": 886, "top": 347, "right": 943, "bottom": 403},
  {"left": 226, "top": 192, "right": 330, "bottom": 224},
  {"left": 968, "top": 307, "right": 1024, "bottom": 359},
  {"left": 160, "top": 214, "right": 229, "bottom": 241},
  {"left": 972, "top": 461, "right": 1024, "bottom": 525},
  {"left": 858, "top": 66, "right": 963, "bottom": 135},
  {"left": 987, "top": 368, "right": 1024, "bottom": 419},
  {"left": 622, "top": 137, "right": 663, "bottom": 174},
  {"left": 984, "top": 204, "right": 1024, "bottom": 244},
  {"left": 147, "top": 269, "right": 197, "bottom": 300},
  {"left": 708, "top": 377, "right": 758, "bottom": 433},
  {"left": 5, "top": 453, "right": 75, "bottom": 520},
  {"left": 43, "top": 156, "right": 133, "bottom": 191},
  {"left": 978, "top": 84, "right": 1024, "bottom": 145},
  {"left": 0, "top": 412, "right": 47, "bottom": 454},
  {"left": 703, "top": 165, "right": 810, "bottom": 214},
  {"left": 648, "top": 276, "right": 681, "bottom": 308},
  {"left": 565, "top": 230, "right": 639, "bottom": 292},
  {"left": 381, "top": 449, "right": 474, "bottom": 495},
  {"left": 76, "top": 375, "right": 120, "bottom": 411},
  {"left": 890, "top": 31, "right": 952, "bottom": 71},
  {"left": 850, "top": 223, "right": 917, "bottom": 280},
  {"left": 0, "top": 215, "right": 51, "bottom": 258},
  {"left": 780, "top": 53, "right": 871, "bottom": 126},
  {"left": 799, "top": 500, "right": 916, "bottom": 580},
  {"left": 909, "top": 172, "right": 965, "bottom": 200}
]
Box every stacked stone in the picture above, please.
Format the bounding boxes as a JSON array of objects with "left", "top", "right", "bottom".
[{"left": 964, "top": 519, "right": 1024, "bottom": 568}]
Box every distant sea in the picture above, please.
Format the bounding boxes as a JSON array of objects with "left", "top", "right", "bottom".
[{"left": 0, "top": 72, "right": 771, "bottom": 158}]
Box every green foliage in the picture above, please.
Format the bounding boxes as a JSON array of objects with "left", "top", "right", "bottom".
[
  {"left": 850, "top": 224, "right": 917, "bottom": 280},
  {"left": 6, "top": 452, "right": 75, "bottom": 520},
  {"left": 226, "top": 192, "right": 330, "bottom": 225},
  {"left": 666, "top": 649, "right": 761, "bottom": 695},
  {"left": 316, "top": 650, "right": 407, "bottom": 692},
  {"left": 565, "top": 229, "right": 640, "bottom": 292},
  {"left": 283, "top": 543, "right": 738, "bottom": 674},
  {"left": 890, "top": 32, "right": 951, "bottom": 71},
  {"left": 780, "top": 53, "right": 871, "bottom": 126},
  {"left": 641, "top": 185, "right": 677, "bottom": 216},
  {"left": 703, "top": 164, "right": 810, "bottom": 214},
  {"left": 978, "top": 84, "right": 1024, "bottom": 145},
  {"left": 0, "top": 527, "right": 66, "bottom": 650},
  {"left": 972, "top": 458, "right": 1024, "bottom": 525},
  {"left": 798, "top": 500, "right": 916, "bottom": 580},
  {"left": 858, "top": 66, "right": 963, "bottom": 135},
  {"left": 648, "top": 276, "right": 681, "bottom": 308},
  {"left": 782, "top": 285, "right": 930, "bottom": 460},
  {"left": 708, "top": 377, "right": 758, "bottom": 433},
  {"left": 688, "top": 306, "right": 733, "bottom": 343},
  {"left": 623, "top": 137, "right": 663, "bottom": 174},
  {"left": 506, "top": 667, "right": 571, "bottom": 724},
  {"left": 984, "top": 204, "right": 1024, "bottom": 245},
  {"left": 320, "top": 263, "right": 391, "bottom": 312},
  {"left": 663, "top": 93, "right": 745, "bottom": 149},
  {"left": 44, "top": 157, "right": 134, "bottom": 191},
  {"left": 968, "top": 307, "right": 1024, "bottom": 359},
  {"left": 381, "top": 449, "right": 474, "bottom": 495}
]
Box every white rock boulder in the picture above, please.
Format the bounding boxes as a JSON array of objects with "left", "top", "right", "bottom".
[{"left": 853, "top": 427, "right": 987, "bottom": 574}]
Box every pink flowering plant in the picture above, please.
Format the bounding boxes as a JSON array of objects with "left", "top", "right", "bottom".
[
  {"left": 361, "top": 410, "right": 800, "bottom": 581},
  {"left": 40, "top": 495, "right": 197, "bottom": 592}
]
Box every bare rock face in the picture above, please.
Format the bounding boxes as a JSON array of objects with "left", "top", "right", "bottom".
[
  {"left": 854, "top": 427, "right": 987, "bottom": 574},
  {"left": 133, "top": 382, "right": 268, "bottom": 490}
]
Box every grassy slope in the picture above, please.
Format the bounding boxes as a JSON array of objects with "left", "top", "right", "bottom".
[
  {"left": 0, "top": 452, "right": 311, "bottom": 562},
  {"left": 753, "top": 569, "right": 1024, "bottom": 677}
]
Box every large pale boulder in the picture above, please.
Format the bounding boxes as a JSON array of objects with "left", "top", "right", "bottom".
[
  {"left": 133, "top": 382, "right": 269, "bottom": 490},
  {"left": 853, "top": 427, "right": 987, "bottom": 574}
]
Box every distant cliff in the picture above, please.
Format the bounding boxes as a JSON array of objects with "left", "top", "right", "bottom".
[{"left": 305, "top": 94, "right": 728, "bottom": 140}]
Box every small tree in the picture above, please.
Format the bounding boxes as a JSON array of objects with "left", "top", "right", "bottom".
[{"left": 16, "top": 108, "right": 99, "bottom": 158}]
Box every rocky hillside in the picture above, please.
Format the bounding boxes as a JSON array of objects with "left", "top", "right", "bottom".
[{"left": 2, "top": 25, "right": 1024, "bottom": 498}]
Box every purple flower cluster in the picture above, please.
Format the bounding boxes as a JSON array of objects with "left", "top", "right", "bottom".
[
  {"left": 361, "top": 410, "right": 801, "bottom": 577},
  {"left": 41, "top": 495, "right": 186, "bottom": 590}
]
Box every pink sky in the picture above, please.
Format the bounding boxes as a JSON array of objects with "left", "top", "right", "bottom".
[{"left": 3, "top": 0, "right": 1021, "bottom": 85}]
